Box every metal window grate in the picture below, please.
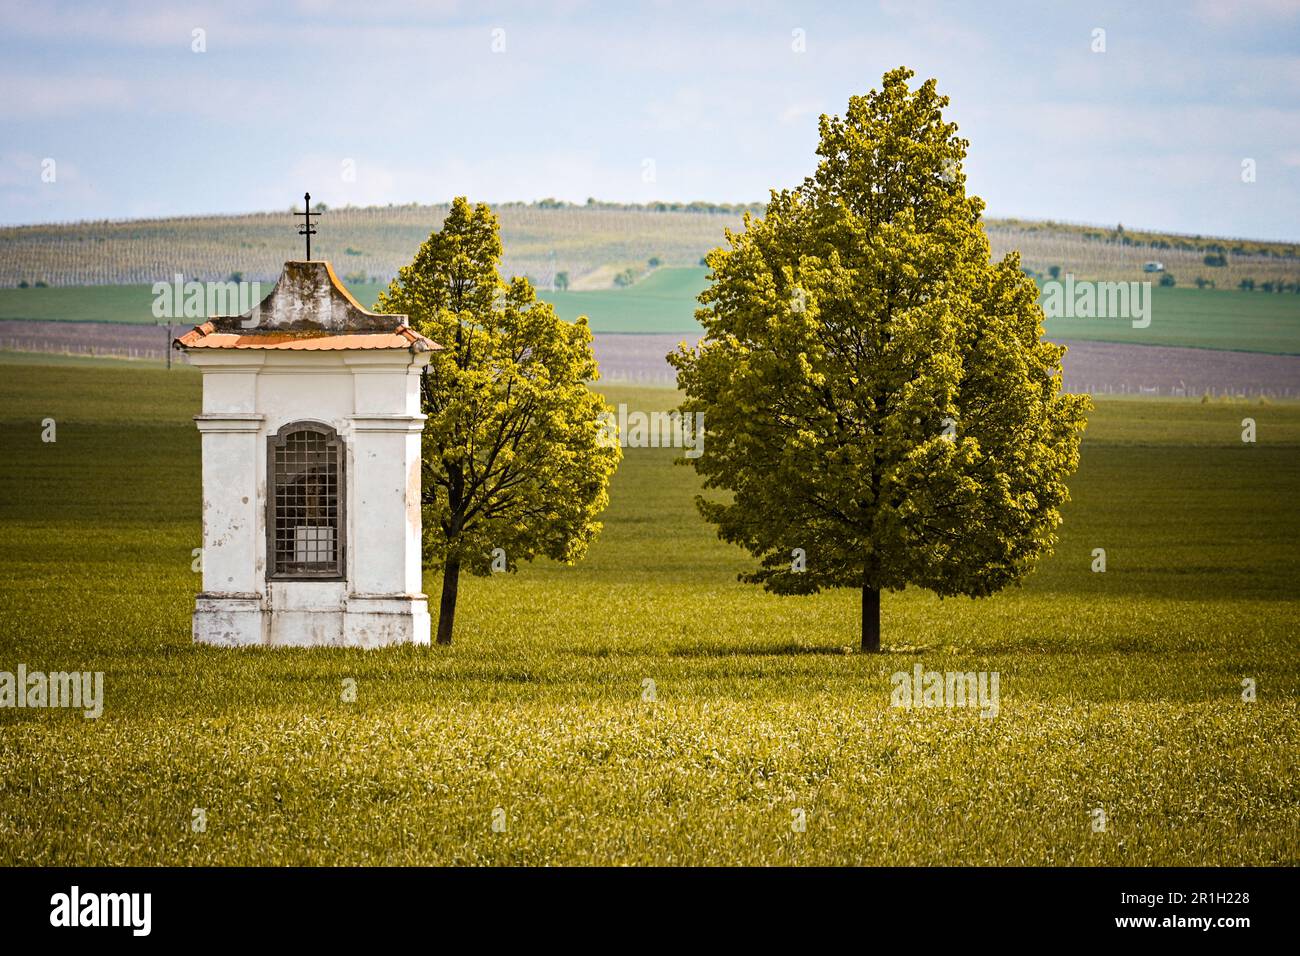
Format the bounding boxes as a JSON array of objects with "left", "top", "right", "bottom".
[{"left": 269, "top": 425, "right": 343, "bottom": 577}]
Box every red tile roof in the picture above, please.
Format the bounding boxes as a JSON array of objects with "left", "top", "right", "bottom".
[{"left": 176, "top": 322, "right": 437, "bottom": 351}]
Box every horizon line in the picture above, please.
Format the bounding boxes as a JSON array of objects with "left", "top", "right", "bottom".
[{"left": 1, "top": 199, "right": 1297, "bottom": 248}]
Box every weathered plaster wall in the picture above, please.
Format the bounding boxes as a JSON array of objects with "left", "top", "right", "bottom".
[{"left": 189, "top": 348, "right": 431, "bottom": 647}]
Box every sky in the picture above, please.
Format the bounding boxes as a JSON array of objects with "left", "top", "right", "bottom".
[{"left": 1, "top": 0, "right": 1298, "bottom": 240}]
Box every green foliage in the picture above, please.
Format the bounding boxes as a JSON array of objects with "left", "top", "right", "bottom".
[
  {"left": 1160, "top": 272, "right": 1176, "bottom": 287},
  {"left": 554, "top": 271, "right": 569, "bottom": 291},
  {"left": 670, "top": 68, "right": 1091, "bottom": 646},
  {"left": 612, "top": 267, "right": 638, "bottom": 287},
  {"left": 376, "top": 198, "right": 621, "bottom": 642}
]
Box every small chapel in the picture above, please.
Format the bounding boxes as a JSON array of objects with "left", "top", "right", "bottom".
[{"left": 175, "top": 200, "right": 438, "bottom": 647}]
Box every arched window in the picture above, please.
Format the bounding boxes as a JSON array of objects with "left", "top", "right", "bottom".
[{"left": 266, "top": 422, "right": 345, "bottom": 579}]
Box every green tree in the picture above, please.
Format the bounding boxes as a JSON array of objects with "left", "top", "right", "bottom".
[
  {"left": 668, "top": 67, "right": 1090, "bottom": 651},
  {"left": 378, "top": 197, "right": 621, "bottom": 644},
  {"left": 555, "top": 271, "right": 570, "bottom": 291}
]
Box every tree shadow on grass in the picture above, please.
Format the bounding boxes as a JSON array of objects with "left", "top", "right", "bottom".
[
  {"left": 667, "top": 641, "right": 857, "bottom": 658},
  {"left": 667, "top": 641, "right": 954, "bottom": 657}
]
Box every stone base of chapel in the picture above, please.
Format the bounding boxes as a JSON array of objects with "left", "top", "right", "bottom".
[{"left": 193, "top": 593, "right": 431, "bottom": 648}]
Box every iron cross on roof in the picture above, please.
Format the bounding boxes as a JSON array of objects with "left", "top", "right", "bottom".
[{"left": 296, "top": 191, "right": 321, "bottom": 260}]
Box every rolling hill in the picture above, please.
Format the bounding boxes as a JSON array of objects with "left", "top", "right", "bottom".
[{"left": 2, "top": 202, "right": 1298, "bottom": 291}]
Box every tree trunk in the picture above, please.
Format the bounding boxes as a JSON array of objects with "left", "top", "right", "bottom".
[
  {"left": 861, "top": 584, "right": 881, "bottom": 652},
  {"left": 436, "top": 557, "right": 461, "bottom": 645}
]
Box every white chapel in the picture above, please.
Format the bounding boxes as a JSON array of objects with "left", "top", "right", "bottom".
[{"left": 175, "top": 259, "right": 438, "bottom": 647}]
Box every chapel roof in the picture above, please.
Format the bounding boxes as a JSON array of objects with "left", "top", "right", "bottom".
[{"left": 174, "top": 260, "right": 438, "bottom": 353}]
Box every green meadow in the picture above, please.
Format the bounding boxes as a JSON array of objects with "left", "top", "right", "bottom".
[
  {"left": 537, "top": 266, "right": 711, "bottom": 332},
  {"left": 0, "top": 358, "right": 1296, "bottom": 865},
  {"left": 3, "top": 271, "right": 1299, "bottom": 352},
  {"left": 1041, "top": 285, "right": 1300, "bottom": 354}
]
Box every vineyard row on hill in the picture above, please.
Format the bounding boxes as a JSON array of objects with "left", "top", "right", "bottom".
[{"left": 1, "top": 202, "right": 1297, "bottom": 290}]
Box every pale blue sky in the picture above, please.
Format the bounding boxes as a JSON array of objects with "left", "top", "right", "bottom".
[{"left": 2, "top": 0, "right": 1298, "bottom": 239}]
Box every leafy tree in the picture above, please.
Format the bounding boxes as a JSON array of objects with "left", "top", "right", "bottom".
[
  {"left": 1159, "top": 273, "right": 1176, "bottom": 287},
  {"left": 378, "top": 197, "right": 621, "bottom": 644},
  {"left": 613, "top": 267, "right": 638, "bottom": 287},
  {"left": 668, "top": 67, "right": 1090, "bottom": 651},
  {"left": 648, "top": 256, "right": 662, "bottom": 268},
  {"left": 555, "top": 271, "right": 569, "bottom": 291}
]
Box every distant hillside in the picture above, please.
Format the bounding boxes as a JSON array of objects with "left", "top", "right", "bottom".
[
  {"left": 4, "top": 266, "right": 1298, "bottom": 354},
  {"left": 1, "top": 200, "right": 1297, "bottom": 290},
  {"left": 0, "top": 203, "right": 738, "bottom": 291}
]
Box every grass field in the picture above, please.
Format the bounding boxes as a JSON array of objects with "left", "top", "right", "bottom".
[
  {"left": 3, "top": 272, "right": 1299, "bottom": 353},
  {"left": 538, "top": 266, "right": 710, "bottom": 332},
  {"left": 0, "top": 359, "right": 1296, "bottom": 865},
  {"left": 1044, "top": 286, "right": 1300, "bottom": 354}
]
